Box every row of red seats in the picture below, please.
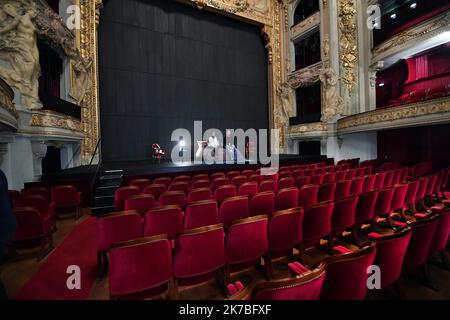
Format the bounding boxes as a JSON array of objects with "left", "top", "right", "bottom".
[
  {"left": 387, "top": 84, "right": 450, "bottom": 107},
  {"left": 100, "top": 168, "right": 450, "bottom": 299}
]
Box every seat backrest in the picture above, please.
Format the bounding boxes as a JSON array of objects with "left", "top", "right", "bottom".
[
  {"left": 350, "top": 177, "right": 364, "bottom": 196},
  {"left": 298, "top": 185, "right": 319, "bottom": 208},
  {"left": 231, "top": 176, "right": 248, "bottom": 189},
  {"left": 114, "top": 186, "right": 141, "bottom": 211},
  {"left": 404, "top": 180, "right": 419, "bottom": 207},
  {"left": 317, "top": 183, "right": 336, "bottom": 203},
  {"left": 355, "top": 191, "right": 378, "bottom": 224},
  {"left": 237, "top": 182, "right": 259, "bottom": 198},
  {"left": 109, "top": 236, "right": 173, "bottom": 298},
  {"left": 173, "top": 175, "right": 190, "bottom": 183},
  {"left": 248, "top": 175, "right": 263, "bottom": 185},
  {"left": 241, "top": 170, "right": 254, "bottom": 179},
  {"left": 97, "top": 211, "right": 142, "bottom": 252},
  {"left": 227, "top": 171, "right": 241, "bottom": 181},
  {"left": 335, "top": 171, "right": 347, "bottom": 181},
  {"left": 331, "top": 196, "right": 358, "bottom": 232},
  {"left": 370, "top": 229, "right": 412, "bottom": 289},
  {"left": 323, "top": 173, "right": 336, "bottom": 183},
  {"left": 310, "top": 174, "right": 324, "bottom": 185},
  {"left": 168, "top": 182, "right": 190, "bottom": 195},
  {"left": 174, "top": 225, "right": 226, "bottom": 279},
  {"left": 321, "top": 245, "right": 376, "bottom": 300},
  {"left": 210, "top": 172, "right": 226, "bottom": 181},
  {"left": 362, "top": 175, "right": 376, "bottom": 193},
  {"left": 211, "top": 177, "right": 231, "bottom": 192},
  {"left": 143, "top": 184, "right": 167, "bottom": 201},
  {"left": 390, "top": 184, "right": 408, "bottom": 212},
  {"left": 184, "top": 200, "right": 219, "bottom": 230},
  {"left": 295, "top": 176, "right": 311, "bottom": 189},
  {"left": 124, "top": 194, "right": 158, "bottom": 217},
  {"left": 278, "top": 177, "right": 295, "bottom": 191},
  {"left": 13, "top": 195, "right": 49, "bottom": 217},
  {"left": 51, "top": 185, "right": 80, "bottom": 207},
  {"left": 303, "top": 201, "right": 334, "bottom": 242},
  {"left": 403, "top": 214, "right": 439, "bottom": 271},
  {"left": 424, "top": 174, "right": 438, "bottom": 197},
  {"left": 374, "top": 187, "right": 395, "bottom": 217},
  {"left": 249, "top": 192, "right": 275, "bottom": 216},
  {"left": 219, "top": 196, "right": 249, "bottom": 227},
  {"left": 415, "top": 176, "right": 429, "bottom": 201},
  {"left": 275, "top": 187, "right": 298, "bottom": 211},
  {"left": 259, "top": 180, "right": 277, "bottom": 193},
  {"left": 130, "top": 179, "right": 151, "bottom": 192},
  {"left": 334, "top": 180, "right": 352, "bottom": 201},
  {"left": 22, "top": 187, "right": 50, "bottom": 201},
  {"left": 193, "top": 174, "right": 209, "bottom": 182},
  {"left": 13, "top": 207, "right": 45, "bottom": 241},
  {"left": 383, "top": 170, "right": 395, "bottom": 188},
  {"left": 252, "top": 263, "right": 326, "bottom": 300},
  {"left": 214, "top": 185, "right": 237, "bottom": 205},
  {"left": 190, "top": 180, "right": 210, "bottom": 190},
  {"left": 153, "top": 177, "right": 171, "bottom": 188},
  {"left": 374, "top": 172, "right": 386, "bottom": 190},
  {"left": 391, "top": 169, "right": 402, "bottom": 185},
  {"left": 355, "top": 168, "right": 365, "bottom": 177},
  {"left": 268, "top": 207, "right": 304, "bottom": 251},
  {"left": 159, "top": 191, "right": 186, "bottom": 209},
  {"left": 225, "top": 216, "right": 268, "bottom": 264},
  {"left": 345, "top": 169, "right": 357, "bottom": 180},
  {"left": 429, "top": 211, "right": 450, "bottom": 254},
  {"left": 144, "top": 206, "right": 183, "bottom": 239},
  {"left": 187, "top": 188, "right": 213, "bottom": 204}
]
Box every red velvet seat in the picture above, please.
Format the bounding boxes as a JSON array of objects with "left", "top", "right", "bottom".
[
  {"left": 362, "top": 175, "right": 376, "bottom": 193},
  {"left": 298, "top": 184, "right": 319, "bottom": 208},
  {"left": 334, "top": 180, "right": 352, "bottom": 201},
  {"left": 50, "top": 185, "right": 82, "bottom": 218},
  {"left": 278, "top": 171, "right": 292, "bottom": 180},
  {"left": 211, "top": 172, "right": 226, "bottom": 181},
  {"left": 363, "top": 166, "right": 373, "bottom": 176},
  {"left": 429, "top": 210, "right": 450, "bottom": 266},
  {"left": 124, "top": 194, "right": 158, "bottom": 217},
  {"left": 295, "top": 176, "right": 311, "bottom": 189},
  {"left": 355, "top": 168, "right": 365, "bottom": 177},
  {"left": 237, "top": 182, "right": 259, "bottom": 198},
  {"left": 97, "top": 211, "right": 142, "bottom": 273},
  {"left": 355, "top": 191, "right": 378, "bottom": 225},
  {"left": 13, "top": 195, "right": 55, "bottom": 221},
  {"left": 259, "top": 180, "right": 277, "bottom": 193},
  {"left": 276, "top": 187, "right": 298, "bottom": 211},
  {"left": 415, "top": 176, "right": 430, "bottom": 210},
  {"left": 211, "top": 177, "right": 230, "bottom": 192},
  {"left": 173, "top": 225, "right": 226, "bottom": 297},
  {"left": 109, "top": 236, "right": 173, "bottom": 299},
  {"left": 12, "top": 207, "right": 54, "bottom": 258},
  {"left": 249, "top": 192, "right": 275, "bottom": 216},
  {"left": 168, "top": 181, "right": 190, "bottom": 195},
  {"left": 373, "top": 187, "right": 395, "bottom": 227},
  {"left": 345, "top": 169, "right": 357, "bottom": 180},
  {"left": 159, "top": 191, "right": 186, "bottom": 209},
  {"left": 304, "top": 169, "right": 315, "bottom": 176},
  {"left": 22, "top": 187, "right": 50, "bottom": 201},
  {"left": 303, "top": 201, "right": 334, "bottom": 246},
  {"left": 292, "top": 170, "right": 305, "bottom": 179},
  {"left": 241, "top": 170, "right": 254, "bottom": 179},
  {"left": 173, "top": 175, "right": 190, "bottom": 183},
  {"left": 404, "top": 180, "right": 420, "bottom": 212},
  {"left": 323, "top": 172, "right": 336, "bottom": 183},
  {"left": 335, "top": 171, "right": 346, "bottom": 181},
  {"left": 129, "top": 179, "right": 151, "bottom": 192},
  {"left": 310, "top": 174, "right": 324, "bottom": 185},
  {"left": 369, "top": 228, "right": 412, "bottom": 289},
  {"left": 331, "top": 196, "right": 358, "bottom": 234},
  {"left": 144, "top": 206, "right": 183, "bottom": 239},
  {"left": 374, "top": 172, "right": 387, "bottom": 190},
  {"left": 252, "top": 263, "right": 326, "bottom": 300},
  {"left": 143, "top": 184, "right": 167, "bottom": 201},
  {"left": 248, "top": 174, "right": 263, "bottom": 185},
  {"left": 214, "top": 185, "right": 237, "bottom": 205},
  {"left": 114, "top": 186, "right": 141, "bottom": 211},
  {"left": 392, "top": 169, "right": 402, "bottom": 185},
  {"left": 219, "top": 196, "right": 249, "bottom": 227},
  {"left": 8, "top": 190, "right": 21, "bottom": 205},
  {"left": 193, "top": 174, "right": 209, "bottom": 182},
  {"left": 225, "top": 216, "right": 268, "bottom": 281},
  {"left": 318, "top": 183, "right": 336, "bottom": 203},
  {"left": 321, "top": 244, "right": 376, "bottom": 300},
  {"left": 227, "top": 171, "right": 241, "bottom": 181},
  {"left": 263, "top": 173, "right": 279, "bottom": 182},
  {"left": 350, "top": 177, "right": 364, "bottom": 196},
  {"left": 383, "top": 171, "right": 395, "bottom": 188},
  {"left": 153, "top": 177, "right": 171, "bottom": 189},
  {"left": 184, "top": 200, "right": 219, "bottom": 229},
  {"left": 191, "top": 180, "right": 210, "bottom": 190},
  {"left": 403, "top": 214, "right": 439, "bottom": 272},
  {"left": 231, "top": 175, "right": 247, "bottom": 189},
  {"left": 278, "top": 177, "right": 295, "bottom": 190},
  {"left": 187, "top": 188, "right": 213, "bottom": 204},
  {"left": 390, "top": 184, "right": 408, "bottom": 214}
]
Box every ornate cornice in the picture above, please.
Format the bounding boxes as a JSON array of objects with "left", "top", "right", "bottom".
[
  {"left": 287, "top": 62, "right": 323, "bottom": 88},
  {"left": 372, "top": 12, "right": 450, "bottom": 63},
  {"left": 338, "top": 0, "right": 358, "bottom": 93},
  {"left": 30, "top": 110, "right": 83, "bottom": 132},
  {"left": 291, "top": 11, "right": 320, "bottom": 40},
  {"left": 0, "top": 78, "right": 18, "bottom": 119},
  {"left": 337, "top": 98, "right": 450, "bottom": 132},
  {"left": 288, "top": 122, "right": 327, "bottom": 136}
]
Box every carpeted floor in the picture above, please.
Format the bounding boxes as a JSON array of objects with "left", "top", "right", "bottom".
[{"left": 15, "top": 216, "right": 97, "bottom": 300}]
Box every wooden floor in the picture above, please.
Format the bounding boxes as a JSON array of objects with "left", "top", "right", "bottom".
[{"left": 2, "top": 211, "right": 450, "bottom": 300}]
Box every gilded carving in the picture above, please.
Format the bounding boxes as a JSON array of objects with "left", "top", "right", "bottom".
[
  {"left": 337, "top": 98, "right": 450, "bottom": 131},
  {"left": 0, "top": 76, "right": 17, "bottom": 118},
  {"left": 291, "top": 11, "right": 320, "bottom": 39},
  {"left": 289, "top": 122, "right": 327, "bottom": 134},
  {"left": 30, "top": 110, "right": 83, "bottom": 132},
  {"left": 320, "top": 67, "right": 344, "bottom": 122},
  {"left": 338, "top": 0, "right": 358, "bottom": 92},
  {"left": 287, "top": 62, "right": 322, "bottom": 88}
]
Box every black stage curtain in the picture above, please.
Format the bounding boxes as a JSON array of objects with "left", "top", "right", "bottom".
[{"left": 98, "top": 0, "right": 269, "bottom": 162}]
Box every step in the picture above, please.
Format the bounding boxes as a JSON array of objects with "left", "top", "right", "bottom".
[
  {"left": 94, "top": 195, "right": 115, "bottom": 207},
  {"left": 100, "top": 174, "right": 123, "bottom": 181},
  {"left": 104, "top": 170, "right": 124, "bottom": 176},
  {"left": 91, "top": 205, "right": 115, "bottom": 217},
  {"left": 96, "top": 185, "right": 120, "bottom": 197},
  {"left": 99, "top": 175, "right": 123, "bottom": 187}
]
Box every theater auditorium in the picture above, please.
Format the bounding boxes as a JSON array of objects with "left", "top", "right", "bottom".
[{"left": 0, "top": 0, "right": 450, "bottom": 303}]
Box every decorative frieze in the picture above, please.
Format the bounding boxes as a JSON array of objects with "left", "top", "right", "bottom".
[
  {"left": 289, "top": 122, "right": 327, "bottom": 135},
  {"left": 338, "top": 0, "right": 358, "bottom": 93},
  {"left": 30, "top": 110, "right": 83, "bottom": 132},
  {"left": 0, "top": 78, "right": 18, "bottom": 119},
  {"left": 291, "top": 11, "right": 320, "bottom": 40},
  {"left": 287, "top": 62, "right": 323, "bottom": 88}
]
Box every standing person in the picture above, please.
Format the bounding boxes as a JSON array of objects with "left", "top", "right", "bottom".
[{"left": 0, "top": 169, "right": 16, "bottom": 300}]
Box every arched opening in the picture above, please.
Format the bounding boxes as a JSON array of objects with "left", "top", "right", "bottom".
[{"left": 293, "top": 0, "right": 320, "bottom": 26}]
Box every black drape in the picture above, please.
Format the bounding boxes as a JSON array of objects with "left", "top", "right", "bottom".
[{"left": 98, "top": 0, "right": 269, "bottom": 162}]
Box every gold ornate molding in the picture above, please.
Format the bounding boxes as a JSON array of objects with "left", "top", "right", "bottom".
[
  {"left": 337, "top": 98, "right": 450, "bottom": 131},
  {"left": 30, "top": 110, "right": 83, "bottom": 132},
  {"left": 338, "top": 0, "right": 358, "bottom": 93},
  {"left": 0, "top": 77, "right": 18, "bottom": 119},
  {"left": 291, "top": 11, "right": 320, "bottom": 39},
  {"left": 289, "top": 122, "right": 327, "bottom": 135},
  {"left": 372, "top": 12, "right": 450, "bottom": 61},
  {"left": 287, "top": 62, "right": 323, "bottom": 88}
]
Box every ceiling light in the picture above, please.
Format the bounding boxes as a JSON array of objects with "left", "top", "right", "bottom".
[
  {"left": 390, "top": 13, "right": 397, "bottom": 19},
  {"left": 410, "top": 3, "right": 417, "bottom": 9},
  {"left": 378, "top": 83, "right": 385, "bottom": 87}
]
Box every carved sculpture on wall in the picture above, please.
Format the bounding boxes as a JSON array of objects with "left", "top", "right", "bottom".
[
  {"left": 277, "top": 82, "right": 295, "bottom": 120},
  {"left": 320, "top": 67, "right": 343, "bottom": 122},
  {"left": 0, "top": 0, "right": 40, "bottom": 108},
  {"left": 70, "top": 56, "right": 93, "bottom": 104}
]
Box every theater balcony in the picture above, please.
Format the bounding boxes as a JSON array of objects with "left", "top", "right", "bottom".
[{"left": 0, "top": 78, "right": 18, "bottom": 132}]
